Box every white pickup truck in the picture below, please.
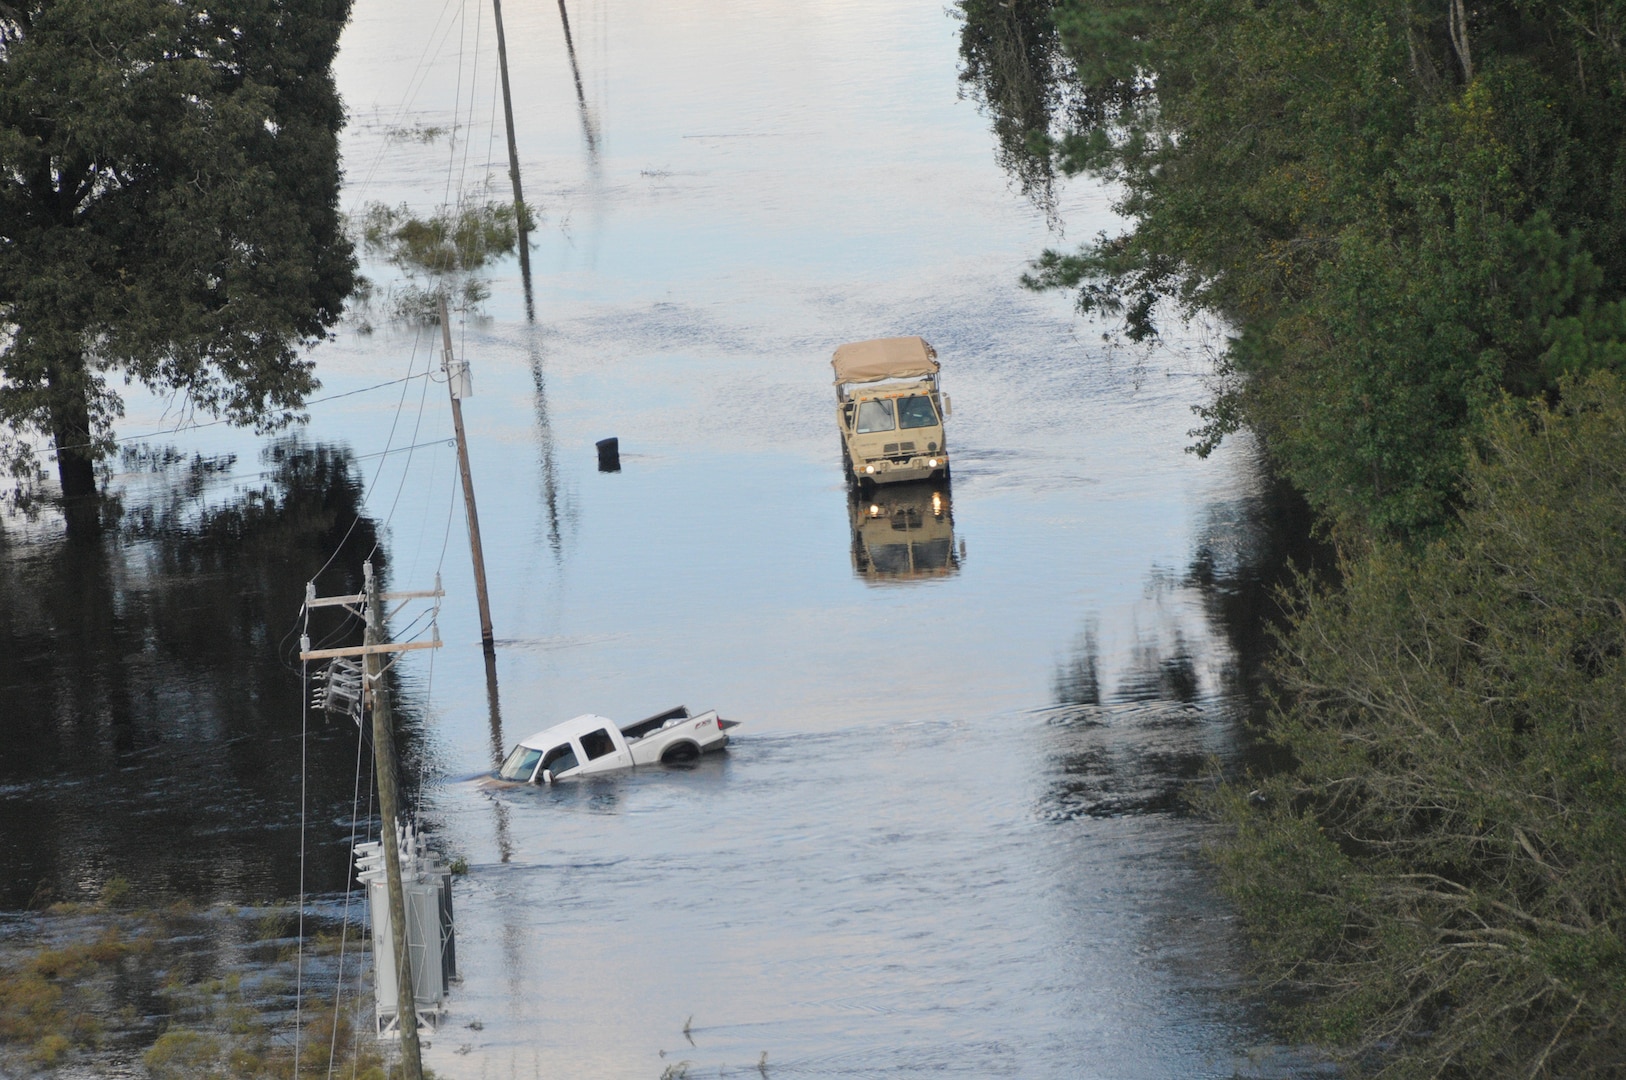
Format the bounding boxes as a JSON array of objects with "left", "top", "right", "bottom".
[{"left": 497, "top": 706, "right": 737, "bottom": 783}]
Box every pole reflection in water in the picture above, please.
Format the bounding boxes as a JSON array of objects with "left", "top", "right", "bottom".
[
  {"left": 482, "top": 650, "right": 515, "bottom": 864},
  {"left": 526, "top": 325, "right": 568, "bottom": 561},
  {"left": 554, "top": 0, "right": 600, "bottom": 161},
  {"left": 847, "top": 480, "right": 961, "bottom": 583}
]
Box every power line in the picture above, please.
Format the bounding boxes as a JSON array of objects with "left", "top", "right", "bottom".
[{"left": 44, "top": 371, "right": 437, "bottom": 459}]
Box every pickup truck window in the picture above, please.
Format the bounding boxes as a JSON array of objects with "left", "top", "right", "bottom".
[
  {"left": 580, "top": 728, "right": 617, "bottom": 760},
  {"left": 897, "top": 395, "right": 938, "bottom": 429},
  {"left": 855, "top": 399, "right": 895, "bottom": 433},
  {"left": 541, "top": 743, "right": 580, "bottom": 776},
  {"left": 499, "top": 746, "right": 543, "bottom": 781}
]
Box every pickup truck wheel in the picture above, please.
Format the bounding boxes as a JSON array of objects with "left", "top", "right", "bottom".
[{"left": 660, "top": 741, "right": 701, "bottom": 765}]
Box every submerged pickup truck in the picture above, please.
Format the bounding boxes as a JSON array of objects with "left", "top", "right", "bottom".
[
  {"left": 497, "top": 706, "right": 737, "bottom": 783},
  {"left": 834, "top": 336, "right": 950, "bottom": 486}
]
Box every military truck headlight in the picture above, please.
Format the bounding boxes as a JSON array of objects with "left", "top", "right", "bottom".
[
  {"left": 927, "top": 458, "right": 939, "bottom": 468},
  {"left": 864, "top": 465, "right": 875, "bottom": 474}
]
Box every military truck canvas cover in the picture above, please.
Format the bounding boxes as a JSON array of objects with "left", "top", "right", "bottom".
[{"left": 832, "top": 337, "right": 939, "bottom": 385}]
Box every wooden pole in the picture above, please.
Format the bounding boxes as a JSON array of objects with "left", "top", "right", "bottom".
[
  {"left": 439, "top": 296, "right": 496, "bottom": 653},
  {"left": 364, "top": 561, "right": 423, "bottom": 1078},
  {"left": 490, "top": 0, "right": 525, "bottom": 221},
  {"left": 489, "top": 0, "right": 534, "bottom": 319}
]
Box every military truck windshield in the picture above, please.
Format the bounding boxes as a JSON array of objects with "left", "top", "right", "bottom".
[
  {"left": 897, "top": 396, "right": 938, "bottom": 429},
  {"left": 855, "top": 399, "right": 895, "bottom": 433}
]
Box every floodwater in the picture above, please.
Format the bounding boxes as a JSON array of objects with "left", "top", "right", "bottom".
[{"left": 0, "top": 0, "right": 1327, "bottom": 1076}]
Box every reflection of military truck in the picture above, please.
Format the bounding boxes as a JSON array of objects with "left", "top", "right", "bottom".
[
  {"left": 833, "top": 337, "right": 950, "bottom": 485},
  {"left": 849, "top": 481, "right": 960, "bottom": 582}
]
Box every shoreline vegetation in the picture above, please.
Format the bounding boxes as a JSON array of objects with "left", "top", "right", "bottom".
[
  {"left": 958, "top": 0, "right": 1626, "bottom": 1075},
  {"left": 0, "top": 883, "right": 397, "bottom": 1079}
]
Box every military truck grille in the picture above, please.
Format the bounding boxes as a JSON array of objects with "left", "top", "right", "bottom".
[
  {"left": 900, "top": 442, "right": 916, "bottom": 453},
  {"left": 883, "top": 443, "right": 899, "bottom": 455}
]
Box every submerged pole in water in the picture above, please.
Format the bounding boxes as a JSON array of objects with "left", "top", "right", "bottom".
[
  {"left": 364, "top": 561, "right": 424, "bottom": 1080},
  {"left": 439, "top": 295, "right": 496, "bottom": 654}
]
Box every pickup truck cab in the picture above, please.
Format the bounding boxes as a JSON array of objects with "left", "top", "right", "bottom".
[
  {"left": 834, "top": 337, "right": 950, "bottom": 486},
  {"left": 497, "top": 706, "right": 736, "bottom": 783}
]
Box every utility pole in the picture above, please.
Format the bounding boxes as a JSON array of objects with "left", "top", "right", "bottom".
[
  {"left": 301, "top": 565, "right": 443, "bottom": 1078},
  {"left": 490, "top": 0, "right": 525, "bottom": 221},
  {"left": 488, "top": 0, "right": 533, "bottom": 314},
  {"left": 439, "top": 294, "right": 496, "bottom": 654}
]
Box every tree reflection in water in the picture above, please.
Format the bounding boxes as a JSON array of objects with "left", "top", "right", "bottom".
[
  {"left": 1040, "top": 457, "right": 1329, "bottom": 822},
  {"left": 955, "top": 0, "right": 1089, "bottom": 225},
  {"left": 0, "top": 440, "right": 415, "bottom": 909}
]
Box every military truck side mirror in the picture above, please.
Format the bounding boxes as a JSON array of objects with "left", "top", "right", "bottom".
[
  {"left": 541, "top": 770, "right": 554, "bottom": 785},
  {"left": 943, "top": 395, "right": 952, "bottom": 417}
]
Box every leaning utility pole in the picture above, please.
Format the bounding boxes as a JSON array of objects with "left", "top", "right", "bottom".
[
  {"left": 439, "top": 294, "right": 496, "bottom": 654},
  {"left": 301, "top": 564, "right": 443, "bottom": 1079},
  {"left": 490, "top": 0, "right": 525, "bottom": 221},
  {"left": 488, "top": 0, "right": 533, "bottom": 311}
]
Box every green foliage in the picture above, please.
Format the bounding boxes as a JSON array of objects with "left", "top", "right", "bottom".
[
  {"left": 1209, "top": 372, "right": 1626, "bottom": 1077},
  {"left": 0, "top": 0, "right": 356, "bottom": 503},
  {"left": 0, "top": 929, "right": 132, "bottom": 1063},
  {"left": 1010, "top": 0, "right": 1626, "bottom": 538},
  {"left": 144, "top": 1029, "right": 227, "bottom": 1078},
  {"left": 354, "top": 199, "right": 522, "bottom": 324},
  {"left": 0, "top": 902, "right": 392, "bottom": 1077},
  {"left": 99, "top": 876, "right": 133, "bottom": 908}
]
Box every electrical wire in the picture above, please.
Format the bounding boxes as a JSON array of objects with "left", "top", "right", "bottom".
[
  {"left": 326, "top": 686, "right": 371, "bottom": 1080},
  {"left": 44, "top": 371, "right": 437, "bottom": 459},
  {"left": 304, "top": 329, "right": 427, "bottom": 594},
  {"left": 379, "top": 344, "right": 440, "bottom": 533},
  {"left": 294, "top": 603, "right": 312, "bottom": 1074},
  {"left": 456, "top": 1, "right": 483, "bottom": 212},
  {"left": 443, "top": 0, "right": 468, "bottom": 214},
  {"left": 345, "top": 0, "right": 466, "bottom": 213}
]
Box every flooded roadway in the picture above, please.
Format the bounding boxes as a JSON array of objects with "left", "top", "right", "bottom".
[{"left": 0, "top": 0, "right": 1324, "bottom": 1076}]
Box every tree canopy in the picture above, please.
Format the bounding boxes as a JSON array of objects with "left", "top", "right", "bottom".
[
  {"left": 0, "top": 0, "right": 356, "bottom": 520},
  {"left": 967, "top": 0, "right": 1626, "bottom": 538},
  {"left": 1210, "top": 373, "right": 1626, "bottom": 1077}
]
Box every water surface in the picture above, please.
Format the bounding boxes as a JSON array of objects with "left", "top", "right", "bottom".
[{"left": 0, "top": 0, "right": 1327, "bottom": 1075}]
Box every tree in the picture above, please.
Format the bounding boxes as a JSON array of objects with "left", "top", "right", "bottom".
[
  {"left": 1018, "top": 0, "right": 1626, "bottom": 538},
  {"left": 0, "top": 0, "right": 356, "bottom": 526},
  {"left": 1209, "top": 372, "right": 1626, "bottom": 1077}
]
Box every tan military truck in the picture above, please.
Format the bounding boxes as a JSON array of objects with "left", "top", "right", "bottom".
[{"left": 833, "top": 336, "right": 950, "bottom": 485}]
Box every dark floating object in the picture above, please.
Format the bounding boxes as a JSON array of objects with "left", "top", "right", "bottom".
[{"left": 596, "top": 437, "right": 621, "bottom": 472}]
